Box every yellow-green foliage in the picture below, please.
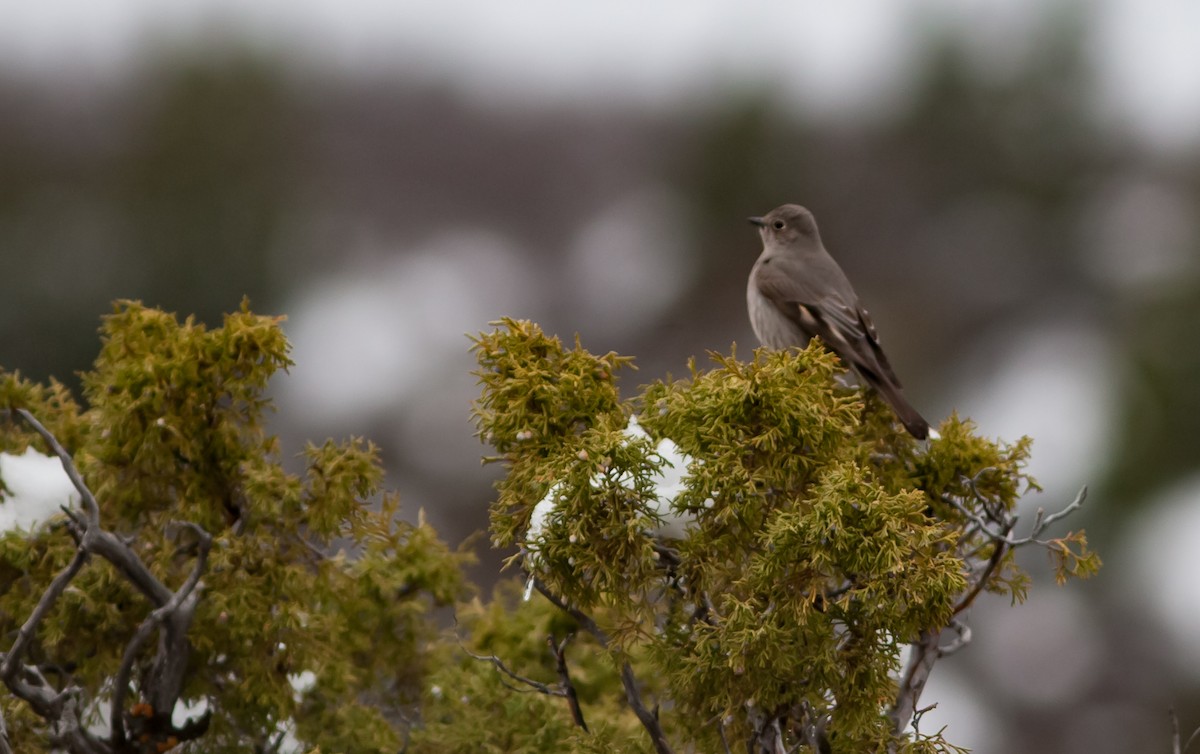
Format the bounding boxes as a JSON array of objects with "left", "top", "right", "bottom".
[
  {"left": 410, "top": 580, "right": 652, "bottom": 754},
  {"left": 0, "top": 301, "right": 471, "bottom": 753},
  {"left": 467, "top": 319, "right": 1098, "bottom": 753}
]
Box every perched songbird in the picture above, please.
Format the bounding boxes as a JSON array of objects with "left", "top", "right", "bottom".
[{"left": 747, "top": 203, "right": 932, "bottom": 439}]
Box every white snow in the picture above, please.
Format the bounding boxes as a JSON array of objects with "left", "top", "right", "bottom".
[
  {"left": 0, "top": 447, "right": 79, "bottom": 532},
  {"left": 523, "top": 416, "right": 699, "bottom": 599}
]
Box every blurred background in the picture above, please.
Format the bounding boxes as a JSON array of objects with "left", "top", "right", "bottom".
[{"left": 2, "top": 1, "right": 1199, "bottom": 750}]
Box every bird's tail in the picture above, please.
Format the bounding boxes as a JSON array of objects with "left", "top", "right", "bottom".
[{"left": 865, "top": 375, "right": 930, "bottom": 440}]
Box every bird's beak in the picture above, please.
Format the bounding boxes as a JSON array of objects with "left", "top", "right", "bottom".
[{"left": 747, "top": 216, "right": 767, "bottom": 227}]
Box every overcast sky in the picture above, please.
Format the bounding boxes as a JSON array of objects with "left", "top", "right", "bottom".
[{"left": 2, "top": 0, "right": 1199, "bottom": 151}]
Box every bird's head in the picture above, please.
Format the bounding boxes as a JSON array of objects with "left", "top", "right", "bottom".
[{"left": 748, "top": 204, "right": 820, "bottom": 247}]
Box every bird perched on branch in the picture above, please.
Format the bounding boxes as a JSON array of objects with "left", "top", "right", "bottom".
[{"left": 746, "top": 203, "right": 933, "bottom": 440}]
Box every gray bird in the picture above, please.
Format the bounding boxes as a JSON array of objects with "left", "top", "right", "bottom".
[{"left": 747, "top": 203, "right": 931, "bottom": 439}]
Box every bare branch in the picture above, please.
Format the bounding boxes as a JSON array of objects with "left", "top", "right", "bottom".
[
  {"left": 1172, "top": 707, "right": 1200, "bottom": 754},
  {"left": 2, "top": 409, "right": 215, "bottom": 753},
  {"left": 910, "top": 703, "right": 937, "bottom": 736},
  {"left": 83, "top": 529, "right": 174, "bottom": 607},
  {"left": 459, "top": 617, "right": 587, "bottom": 733},
  {"left": 145, "top": 523, "right": 212, "bottom": 716},
  {"left": 886, "top": 480, "right": 1090, "bottom": 750},
  {"left": 532, "top": 579, "right": 674, "bottom": 754},
  {"left": 1187, "top": 727, "right": 1200, "bottom": 754},
  {"left": 943, "top": 486, "right": 1088, "bottom": 550},
  {"left": 0, "top": 548, "right": 89, "bottom": 686},
  {"left": 14, "top": 408, "right": 100, "bottom": 528},
  {"left": 111, "top": 606, "right": 163, "bottom": 747},
  {"left": 952, "top": 526, "right": 1011, "bottom": 617},
  {"left": 112, "top": 523, "right": 212, "bottom": 747},
  {"left": 531, "top": 578, "right": 609, "bottom": 644},
  {"left": 548, "top": 634, "right": 588, "bottom": 732},
  {"left": 49, "top": 700, "right": 107, "bottom": 754},
  {"left": 938, "top": 620, "right": 972, "bottom": 657},
  {"left": 619, "top": 662, "right": 674, "bottom": 754},
  {"left": 889, "top": 628, "right": 941, "bottom": 740},
  {"left": 463, "top": 646, "right": 564, "bottom": 697},
  {"left": 1031, "top": 486, "right": 1088, "bottom": 535},
  {"left": 0, "top": 703, "right": 12, "bottom": 754}
]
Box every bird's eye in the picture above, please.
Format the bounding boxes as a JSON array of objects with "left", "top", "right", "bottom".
[{"left": 772, "top": 220, "right": 785, "bottom": 230}]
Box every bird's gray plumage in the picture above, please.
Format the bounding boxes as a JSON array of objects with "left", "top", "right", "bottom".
[{"left": 747, "top": 204, "right": 931, "bottom": 439}]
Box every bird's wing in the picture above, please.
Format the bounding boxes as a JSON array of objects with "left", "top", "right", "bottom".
[
  {"left": 754, "top": 255, "right": 869, "bottom": 342},
  {"left": 852, "top": 307, "right": 903, "bottom": 386},
  {"left": 754, "top": 255, "right": 902, "bottom": 386},
  {"left": 754, "top": 250, "right": 927, "bottom": 437}
]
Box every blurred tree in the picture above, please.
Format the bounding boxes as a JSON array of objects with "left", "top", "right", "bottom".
[
  {"left": 1106, "top": 274, "right": 1200, "bottom": 512},
  {"left": 0, "top": 52, "right": 298, "bottom": 389},
  {"left": 115, "top": 53, "right": 299, "bottom": 323}
]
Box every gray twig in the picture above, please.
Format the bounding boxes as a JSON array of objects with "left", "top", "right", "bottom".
[
  {"left": 14, "top": 409, "right": 100, "bottom": 527},
  {"left": 0, "top": 549, "right": 88, "bottom": 688},
  {"left": 532, "top": 578, "right": 674, "bottom": 754},
  {"left": 1172, "top": 707, "right": 1200, "bottom": 754},
  {"left": 938, "top": 620, "right": 972, "bottom": 657},
  {"left": 889, "top": 628, "right": 942, "bottom": 741},
  {"left": 889, "top": 485, "right": 1089, "bottom": 747},
  {"left": 111, "top": 524, "right": 212, "bottom": 747},
  {"left": 548, "top": 634, "right": 589, "bottom": 732},
  {"left": 944, "top": 486, "right": 1088, "bottom": 549},
  {"left": 0, "top": 703, "right": 12, "bottom": 754},
  {"left": 2, "top": 409, "right": 214, "bottom": 752},
  {"left": 463, "top": 646, "right": 564, "bottom": 697}
]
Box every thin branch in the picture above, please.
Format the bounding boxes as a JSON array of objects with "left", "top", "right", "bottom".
[
  {"left": 0, "top": 548, "right": 89, "bottom": 685},
  {"left": 910, "top": 703, "right": 937, "bottom": 736},
  {"left": 889, "top": 628, "right": 941, "bottom": 740},
  {"left": 1029, "top": 486, "right": 1089, "bottom": 535},
  {"left": 1172, "top": 707, "right": 1200, "bottom": 754},
  {"left": 938, "top": 620, "right": 972, "bottom": 657},
  {"left": 532, "top": 579, "right": 674, "bottom": 754},
  {"left": 5, "top": 664, "right": 69, "bottom": 721},
  {"left": 146, "top": 523, "right": 212, "bottom": 716},
  {"left": 548, "top": 634, "right": 588, "bottom": 732},
  {"left": 943, "top": 486, "right": 1087, "bottom": 549},
  {"left": 619, "top": 662, "right": 674, "bottom": 754},
  {"left": 111, "top": 605, "right": 163, "bottom": 747},
  {"left": 717, "top": 717, "right": 733, "bottom": 754},
  {"left": 462, "top": 647, "right": 564, "bottom": 697},
  {"left": 531, "top": 578, "right": 609, "bottom": 644},
  {"left": 0, "top": 703, "right": 12, "bottom": 754},
  {"left": 1187, "top": 727, "right": 1200, "bottom": 754},
  {"left": 952, "top": 525, "right": 1011, "bottom": 617},
  {"left": 14, "top": 409, "right": 100, "bottom": 527},
  {"left": 84, "top": 529, "right": 174, "bottom": 607},
  {"left": 888, "top": 619, "right": 974, "bottom": 746}
]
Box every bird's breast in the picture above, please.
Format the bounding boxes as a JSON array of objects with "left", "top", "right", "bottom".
[{"left": 747, "top": 269, "right": 812, "bottom": 350}]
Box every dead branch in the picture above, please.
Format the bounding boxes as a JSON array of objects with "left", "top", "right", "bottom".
[
  {"left": 0, "top": 409, "right": 215, "bottom": 753},
  {"left": 548, "top": 634, "right": 589, "bottom": 732},
  {"left": 532, "top": 578, "right": 675, "bottom": 754}
]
